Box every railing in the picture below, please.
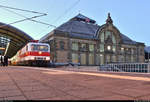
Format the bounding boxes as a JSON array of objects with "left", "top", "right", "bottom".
[{"left": 99, "top": 63, "right": 150, "bottom": 73}]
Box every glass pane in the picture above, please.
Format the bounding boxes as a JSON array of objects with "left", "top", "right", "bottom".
[
  {"left": 31, "top": 44, "right": 49, "bottom": 52},
  {"left": 81, "top": 53, "right": 86, "bottom": 65},
  {"left": 133, "top": 56, "right": 136, "bottom": 62},
  {"left": 112, "top": 45, "right": 116, "bottom": 52},
  {"left": 96, "top": 54, "right": 100, "bottom": 65},
  {"left": 89, "top": 53, "right": 94, "bottom": 65},
  {"left": 72, "top": 53, "right": 78, "bottom": 63},
  {"left": 100, "top": 44, "right": 104, "bottom": 52},
  {"left": 126, "top": 56, "right": 131, "bottom": 62},
  {"left": 131, "top": 56, "right": 134, "bottom": 62},
  {"left": 106, "top": 55, "right": 111, "bottom": 63},
  {"left": 112, "top": 55, "right": 116, "bottom": 62},
  {"left": 121, "top": 47, "right": 124, "bottom": 54},
  {"left": 100, "top": 32, "right": 104, "bottom": 43},
  {"left": 119, "top": 55, "right": 124, "bottom": 62},
  {"left": 112, "top": 34, "right": 116, "bottom": 44},
  {"left": 105, "top": 31, "right": 111, "bottom": 40},
  {"left": 81, "top": 44, "right": 86, "bottom": 51},
  {"left": 72, "top": 43, "right": 78, "bottom": 51},
  {"left": 100, "top": 54, "right": 104, "bottom": 65},
  {"left": 89, "top": 44, "right": 94, "bottom": 52}
]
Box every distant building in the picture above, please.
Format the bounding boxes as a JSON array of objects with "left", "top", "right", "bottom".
[
  {"left": 145, "top": 46, "right": 150, "bottom": 62},
  {"left": 40, "top": 13, "right": 145, "bottom": 65}
]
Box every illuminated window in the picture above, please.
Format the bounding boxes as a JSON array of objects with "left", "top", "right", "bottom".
[
  {"left": 89, "top": 53, "right": 94, "bottom": 65},
  {"left": 81, "top": 53, "right": 86, "bottom": 65},
  {"left": 121, "top": 47, "right": 124, "bottom": 53},
  {"left": 72, "top": 42, "right": 78, "bottom": 51},
  {"left": 100, "top": 54, "right": 104, "bottom": 64},
  {"left": 89, "top": 44, "right": 94, "bottom": 52},
  {"left": 81, "top": 44, "right": 86, "bottom": 51},
  {"left": 112, "top": 45, "right": 116, "bottom": 52},
  {"left": 100, "top": 44, "right": 104, "bottom": 52},
  {"left": 72, "top": 53, "right": 78, "bottom": 63}
]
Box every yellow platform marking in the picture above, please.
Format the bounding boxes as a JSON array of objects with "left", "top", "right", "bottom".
[{"left": 44, "top": 70, "right": 150, "bottom": 82}]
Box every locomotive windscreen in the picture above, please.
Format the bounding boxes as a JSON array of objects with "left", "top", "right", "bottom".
[{"left": 31, "top": 44, "right": 49, "bottom": 52}]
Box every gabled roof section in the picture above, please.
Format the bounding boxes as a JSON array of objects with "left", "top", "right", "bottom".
[
  {"left": 39, "top": 14, "right": 100, "bottom": 40},
  {"left": 120, "top": 34, "right": 137, "bottom": 45},
  {"left": 40, "top": 13, "right": 144, "bottom": 46},
  {"left": 56, "top": 20, "right": 99, "bottom": 37},
  {"left": 70, "top": 13, "right": 96, "bottom": 24}
]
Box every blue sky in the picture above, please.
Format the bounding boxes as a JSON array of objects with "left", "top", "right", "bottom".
[{"left": 0, "top": 0, "right": 150, "bottom": 46}]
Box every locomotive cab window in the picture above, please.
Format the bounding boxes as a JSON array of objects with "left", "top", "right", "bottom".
[{"left": 31, "top": 44, "right": 49, "bottom": 52}]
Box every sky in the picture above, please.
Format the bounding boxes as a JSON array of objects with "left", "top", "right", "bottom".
[{"left": 0, "top": 0, "right": 150, "bottom": 46}]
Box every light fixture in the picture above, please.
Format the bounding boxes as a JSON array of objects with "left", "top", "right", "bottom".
[{"left": 107, "top": 46, "right": 111, "bottom": 50}]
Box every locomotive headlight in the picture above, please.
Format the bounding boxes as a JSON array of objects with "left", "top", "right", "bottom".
[
  {"left": 39, "top": 51, "right": 42, "bottom": 55},
  {"left": 46, "top": 57, "right": 50, "bottom": 61}
]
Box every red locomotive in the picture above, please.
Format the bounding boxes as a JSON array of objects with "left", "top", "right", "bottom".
[{"left": 11, "top": 41, "right": 50, "bottom": 66}]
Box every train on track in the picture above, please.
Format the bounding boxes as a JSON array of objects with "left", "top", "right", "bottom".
[{"left": 11, "top": 41, "right": 51, "bottom": 66}]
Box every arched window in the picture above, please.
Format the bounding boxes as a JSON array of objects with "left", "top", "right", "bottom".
[
  {"left": 99, "top": 30, "right": 117, "bottom": 64},
  {"left": 112, "top": 34, "right": 116, "bottom": 44},
  {"left": 100, "top": 31, "right": 116, "bottom": 44},
  {"left": 100, "top": 32, "right": 104, "bottom": 43}
]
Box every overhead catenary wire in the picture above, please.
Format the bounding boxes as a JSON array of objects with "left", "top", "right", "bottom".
[
  {"left": 2, "top": 8, "right": 56, "bottom": 28},
  {"left": 0, "top": 5, "right": 56, "bottom": 28},
  {"left": 0, "top": 4, "right": 47, "bottom": 15},
  {"left": 52, "top": 0, "right": 80, "bottom": 24},
  {"left": 0, "top": 14, "right": 46, "bottom": 28}
]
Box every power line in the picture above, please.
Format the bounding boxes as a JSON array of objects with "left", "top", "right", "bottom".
[
  {"left": 0, "top": 4, "right": 47, "bottom": 15},
  {"left": 2, "top": 8, "right": 56, "bottom": 28},
  {"left": 0, "top": 5, "right": 56, "bottom": 28},
  {"left": 0, "top": 14, "right": 46, "bottom": 28},
  {"left": 52, "top": 0, "right": 80, "bottom": 24}
]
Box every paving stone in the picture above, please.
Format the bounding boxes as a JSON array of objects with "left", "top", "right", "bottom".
[
  {"left": 4, "top": 95, "right": 26, "bottom": 100},
  {"left": 111, "top": 88, "right": 150, "bottom": 98},
  {"left": 66, "top": 89, "right": 114, "bottom": 99},
  {"left": 24, "top": 90, "right": 66, "bottom": 100},
  {"left": 0, "top": 90, "right": 22, "bottom": 98},
  {"left": 88, "top": 95, "right": 134, "bottom": 100},
  {"left": 43, "top": 95, "right": 81, "bottom": 100},
  {"left": 20, "top": 85, "right": 51, "bottom": 92},
  {"left": 1, "top": 66, "right": 150, "bottom": 100},
  {"left": 17, "top": 82, "right": 42, "bottom": 87},
  {"left": 136, "top": 94, "right": 150, "bottom": 100},
  {"left": 0, "top": 85, "right": 18, "bottom": 91}
]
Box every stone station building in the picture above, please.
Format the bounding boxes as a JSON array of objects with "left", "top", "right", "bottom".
[{"left": 40, "top": 13, "right": 145, "bottom": 66}]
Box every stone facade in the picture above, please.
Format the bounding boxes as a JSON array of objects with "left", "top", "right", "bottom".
[{"left": 40, "top": 13, "right": 145, "bottom": 65}]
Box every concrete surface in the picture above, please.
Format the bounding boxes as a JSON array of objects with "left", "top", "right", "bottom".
[{"left": 0, "top": 66, "right": 150, "bottom": 100}]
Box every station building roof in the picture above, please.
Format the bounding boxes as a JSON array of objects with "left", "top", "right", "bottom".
[
  {"left": 40, "top": 14, "right": 144, "bottom": 46},
  {"left": 0, "top": 22, "right": 33, "bottom": 58}
]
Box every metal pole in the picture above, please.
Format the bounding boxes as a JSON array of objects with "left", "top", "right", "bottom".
[{"left": 148, "top": 52, "right": 149, "bottom": 63}]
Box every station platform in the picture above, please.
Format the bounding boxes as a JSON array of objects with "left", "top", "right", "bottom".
[{"left": 0, "top": 66, "right": 150, "bottom": 100}]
